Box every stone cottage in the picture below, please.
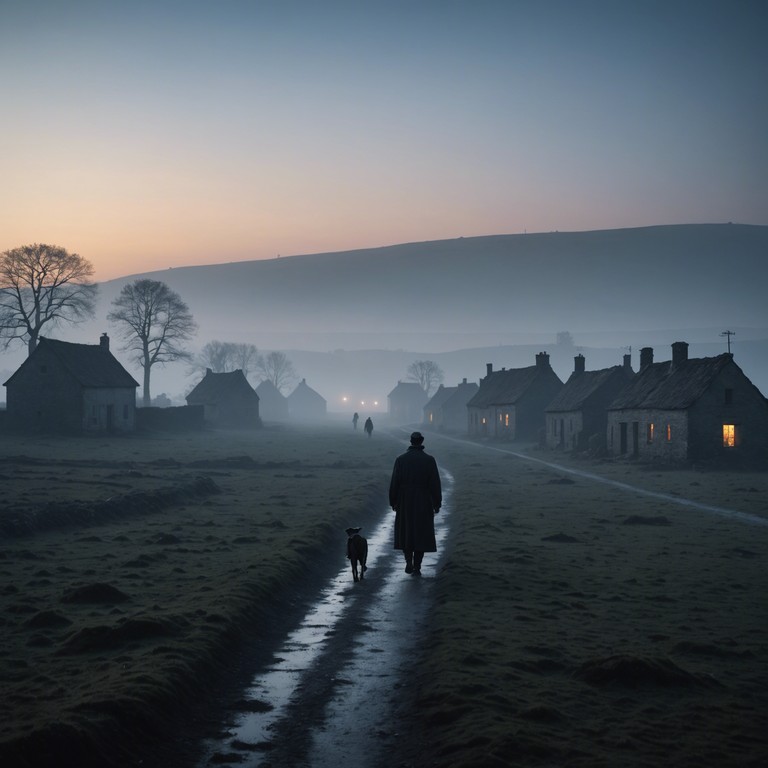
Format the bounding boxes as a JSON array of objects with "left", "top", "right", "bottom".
[
  {"left": 186, "top": 369, "right": 260, "bottom": 427},
  {"left": 606, "top": 342, "right": 768, "bottom": 465},
  {"left": 255, "top": 379, "right": 289, "bottom": 422},
  {"left": 545, "top": 354, "right": 634, "bottom": 451},
  {"left": 287, "top": 379, "right": 326, "bottom": 420},
  {"left": 388, "top": 381, "right": 428, "bottom": 425},
  {"left": 467, "top": 352, "right": 563, "bottom": 440},
  {"left": 3, "top": 334, "right": 139, "bottom": 434}
]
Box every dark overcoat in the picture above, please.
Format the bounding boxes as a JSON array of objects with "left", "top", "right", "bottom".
[{"left": 389, "top": 445, "right": 442, "bottom": 552}]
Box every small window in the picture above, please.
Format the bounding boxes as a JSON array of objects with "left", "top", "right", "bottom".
[
  {"left": 724, "top": 388, "right": 733, "bottom": 405},
  {"left": 666, "top": 424, "right": 672, "bottom": 442},
  {"left": 504, "top": 413, "right": 510, "bottom": 427},
  {"left": 723, "top": 424, "right": 736, "bottom": 448},
  {"left": 647, "top": 423, "right": 654, "bottom": 443}
]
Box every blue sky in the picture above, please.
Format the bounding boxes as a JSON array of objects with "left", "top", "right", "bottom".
[{"left": 1, "top": 0, "right": 766, "bottom": 279}]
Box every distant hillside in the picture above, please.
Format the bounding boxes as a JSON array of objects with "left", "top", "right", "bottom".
[{"left": 88, "top": 223, "right": 766, "bottom": 349}]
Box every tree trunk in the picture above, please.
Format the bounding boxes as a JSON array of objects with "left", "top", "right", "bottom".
[{"left": 143, "top": 363, "right": 152, "bottom": 407}]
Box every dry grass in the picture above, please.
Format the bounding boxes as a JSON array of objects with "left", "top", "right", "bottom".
[
  {"left": 397, "top": 437, "right": 768, "bottom": 767},
  {"left": 0, "top": 424, "right": 395, "bottom": 768},
  {"left": 2, "top": 426, "right": 767, "bottom": 768}
]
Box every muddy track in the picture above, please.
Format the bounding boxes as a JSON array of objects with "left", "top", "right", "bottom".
[{"left": 189, "top": 469, "right": 454, "bottom": 768}]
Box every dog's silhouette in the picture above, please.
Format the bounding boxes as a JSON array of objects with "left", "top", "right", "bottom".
[{"left": 345, "top": 527, "right": 368, "bottom": 582}]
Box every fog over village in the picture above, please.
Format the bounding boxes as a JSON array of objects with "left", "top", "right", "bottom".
[{"left": 2, "top": 224, "right": 766, "bottom": 414}]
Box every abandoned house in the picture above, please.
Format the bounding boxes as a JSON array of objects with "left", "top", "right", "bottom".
[
  {"left": 545, "top": 354, "right": 635, "bottom": 451},
  {"left": 606, "top": 342, "right": 768, "bottom": 465},
  {"left": 185, "top": 369, "right": 261, "bottom": 427},
  {"left": 3, "top": 334, "right": 139, "bottom": 434},
  {"left": 255, "top": 379, "right": 289, "bottom": 422},
  {"left": 424, "top": 379, "right": 479, "bottom": 432},
  {"left": 466, "top": 352, "right": 563, "bottom": 440},
  {"left": 287, "top": 378, "right": 327, "bottom": 420},
  {"left": 388, "top": 381, "right": 428, "bottom": 425}
]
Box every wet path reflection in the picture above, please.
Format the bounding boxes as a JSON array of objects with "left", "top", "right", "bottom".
[{"left": 197, "top": 469, "right": 453, "bottom": 767}]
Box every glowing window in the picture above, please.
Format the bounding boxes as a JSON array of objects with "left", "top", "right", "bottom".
[
  {"left": 481, "top": 417, "right": 486, "bottom": 425},
  {"left": 666, "top": 424, "right": 671, "bottom": 441},
  {"left": 505, "top": 413, "right": 510, "bottom": 427},
  {"left": 723, "top": 424, "right": 736, "bottom": 448},
  {"left": 647, "top": 423, "right": 654, "bottom": 443}
]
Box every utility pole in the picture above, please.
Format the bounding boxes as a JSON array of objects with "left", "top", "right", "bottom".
[{"left": 720, "top": 330, "right": 735, "bottom": 354}]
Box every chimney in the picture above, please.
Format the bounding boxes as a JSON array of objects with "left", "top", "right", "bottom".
[
  {"left": 462, "top": 378, "right": 467, "bottom": 384},
  {"left": 623, "top": 354, "right": 632, "bottom": 371},
  {"left": 574, "top": 354, "right": 585, "bottom": 374},
  {"left": 206, "top": 367, "right": 212, "bottom": 375},
  {"left": 535, "top": 352, "right": 550, "bottom": 369},
  {"left": 640, "top": 347, "right": 654, "bottom": 370},
  {"left": 671, "top": 341, "right": 689, "bottom": 367},
  {"left": 100, "top": 333, "right": 109, "bottom": 351},
  {"left": 486, "top": 363, "right": 493, "bottom": 377}
]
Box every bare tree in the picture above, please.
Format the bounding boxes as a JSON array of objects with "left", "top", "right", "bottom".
[
  {"left": 108, "top": 279, "right": 197, "bottom": 406},
  {"left": 0, "top": 243, "right": 97, "bottom": 355},
  {"left": 190, "top": 340, "right": 259, "bottom": 379},
  {"left": 257, "top": 350, "right": 297, "bottom": 393},
  {"left": 230, "top": 342, "right": 259, "bottom": 378},
  {"left": 407, "top": 359, "right": 444, "bottom": 397}
]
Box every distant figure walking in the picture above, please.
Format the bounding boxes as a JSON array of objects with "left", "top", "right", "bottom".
[
  {"left": 389, "top": 431, "right": 442, "bottom": 576},
  {"left": 364, "top": 417, "right": 373, "bottom": 437},
  {"left": 352, "top": 412, "right": 359, "bottom": 430}
]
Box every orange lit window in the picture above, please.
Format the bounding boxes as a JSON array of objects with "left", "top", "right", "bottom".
[
  {"left": 505, "top": 413, "right": 510, "bottom": 427},
  {"left": 666, "top": 424, "right": 671, "bottom": 441},
  {"left": 647, "top": 423, "right": 654, "bottom": 443},
  {"left": 723, "top": 424, "right": 735, "bottom": 448}
]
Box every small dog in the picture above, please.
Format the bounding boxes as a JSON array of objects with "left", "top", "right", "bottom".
[{"left": 345, "top": 527, "right": 368, "bottom": 582}]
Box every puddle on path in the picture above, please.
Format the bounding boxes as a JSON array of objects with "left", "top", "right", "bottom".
[{"left": 197, "top": 470, "right": 454, "bottom": 767}]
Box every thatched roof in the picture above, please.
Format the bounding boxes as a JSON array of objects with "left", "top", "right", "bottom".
[
  {"left": 608, "top": 354, "right": 733, "bottom": 410},
  {"left": 546, "top": 366, "right": 630, "bottom": 412},
  {"left": 4, "top": 337, "right": 138, "bottom": 389},
  {"left": 467, "top": 366, "right": 550, "bottom": 408},
  {"left": 186, "top": 369, "right": 258, "bottom": 404},
  {"left": 424, "top": 385, "right": 457, "bottom": 412}
]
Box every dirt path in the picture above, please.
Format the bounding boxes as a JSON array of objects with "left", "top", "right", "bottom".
[{"left": 191, "top": 469, "right": 454, "bottom": 768}]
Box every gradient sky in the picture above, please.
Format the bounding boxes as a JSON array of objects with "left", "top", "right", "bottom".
[{"left": 2, "top": 0, "right": 766, "bottom": 281}]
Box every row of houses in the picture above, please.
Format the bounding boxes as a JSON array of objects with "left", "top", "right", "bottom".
[
  {"left": 410, "top": 344, "right": 768, "bottom": 465},
  {"left": 1, "top": 335, "right": 327, "bottom": 433}
]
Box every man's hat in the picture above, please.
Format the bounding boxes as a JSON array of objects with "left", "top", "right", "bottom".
[{"left": 410, "top": 431, "right": 424, "bottom": 444}]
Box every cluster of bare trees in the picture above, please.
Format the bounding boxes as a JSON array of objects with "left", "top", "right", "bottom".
[{"left": 0, "top": 243, "right": 298, "bottom": 406}]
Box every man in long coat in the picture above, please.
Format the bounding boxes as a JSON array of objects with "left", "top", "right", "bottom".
[{"left": 389, "top": 431, "right": 442, "bottom": 575}]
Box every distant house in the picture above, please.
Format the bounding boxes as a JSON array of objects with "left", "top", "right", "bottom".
[
  {"left": 287, "top": 379, "right": 326, "bottom": 420},
  {"left": 545, "top": 354, "right": 634, "bottom": 451},
  {"left": 3, "top": 334, "right": 139, "bottom": 434},
  {"left": 255, "top": 379, "right": 289, "bottom": 422},
  {"left": 423, "top": 384, "right": 456, "bottom": 430},
  {"left": 467, "top": 352, "right": 563, "bottom": 440},
  {"left": 186, "top": 369, "right": 260, "bottom": 428},
  {"left": 388, "top": 381, "right": 428, "bottom": 425},
  {"left": 423, "top": 379, "right": 479, "bottom": 433},
  {"left": 606, "top": 342, "right": 768, "bottom": 465}
]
